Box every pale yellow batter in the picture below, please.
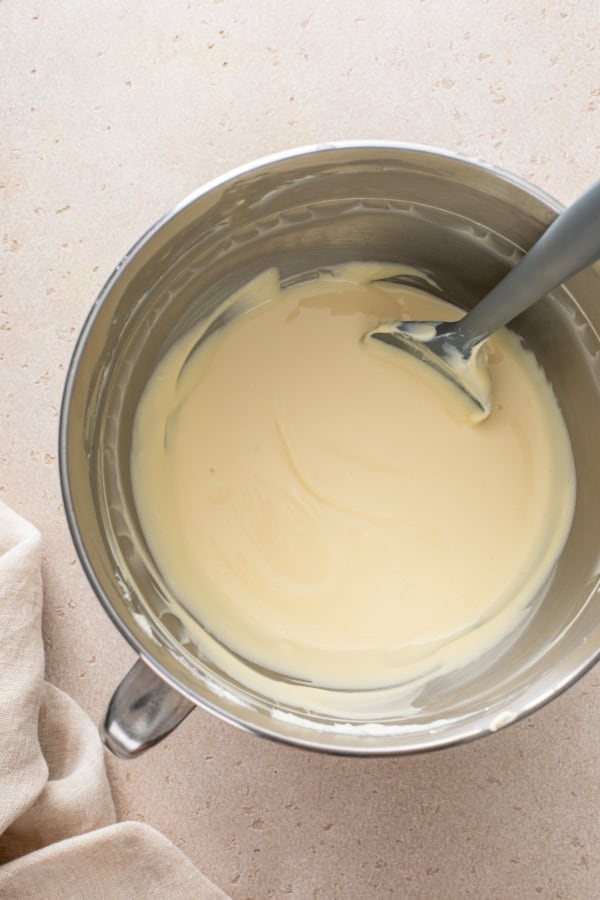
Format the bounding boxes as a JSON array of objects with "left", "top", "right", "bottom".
[{"left": 131, "top": 264, "right": 575, "bottom": 704}]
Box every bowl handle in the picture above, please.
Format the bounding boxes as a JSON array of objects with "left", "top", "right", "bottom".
[{"left": 101, "top": 658, "right": 196, "bottom": 758}]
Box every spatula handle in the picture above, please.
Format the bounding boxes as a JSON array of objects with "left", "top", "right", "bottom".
[{"left": 458, "top": 178, "right": 600, "bottom": 349}]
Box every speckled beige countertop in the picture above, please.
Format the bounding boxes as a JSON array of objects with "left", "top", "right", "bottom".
[{"left": 3, "top": 1, "right": 600, "bottom": 897}]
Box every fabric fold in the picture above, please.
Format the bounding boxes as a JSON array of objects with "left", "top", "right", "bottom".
[{"left": 0, "top": 501, "right": 229, "bottom": 899}]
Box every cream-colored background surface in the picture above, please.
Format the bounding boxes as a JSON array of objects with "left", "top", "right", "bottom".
[{"left": 2, "top": 1, "right": 599, "bottom": 897}]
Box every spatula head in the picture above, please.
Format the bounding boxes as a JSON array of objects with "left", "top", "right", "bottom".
[{"left": 366, "top": 321, "right": 492, "bottom": 423}]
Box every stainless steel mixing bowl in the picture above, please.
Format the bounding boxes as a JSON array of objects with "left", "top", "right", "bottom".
[{"left": 59, "top": 143, "right": 600, "bottom": 758}]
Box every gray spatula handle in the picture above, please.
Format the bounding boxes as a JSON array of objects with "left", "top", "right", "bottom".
[{"left": 457, "top": 178, "right": 600, "bottom": 350}]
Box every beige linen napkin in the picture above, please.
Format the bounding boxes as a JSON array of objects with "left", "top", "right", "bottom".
[{"left": 0, "top": 501, "right": 230, "bottom": 899}]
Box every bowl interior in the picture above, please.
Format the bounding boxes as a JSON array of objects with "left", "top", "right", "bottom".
[{"left": 62, "top": 146, "right": 600, "bottom": 753}]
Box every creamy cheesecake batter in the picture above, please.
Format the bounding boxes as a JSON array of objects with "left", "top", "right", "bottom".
[{"left": 131, "top": 264, "right": 575, "bottom": 706}]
